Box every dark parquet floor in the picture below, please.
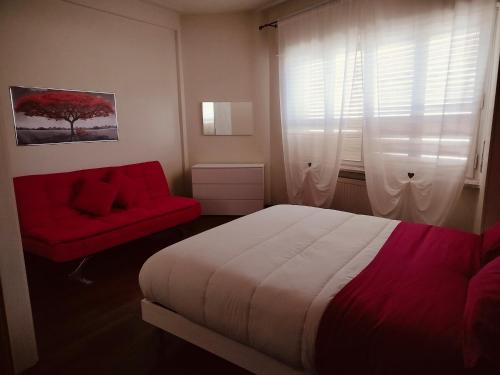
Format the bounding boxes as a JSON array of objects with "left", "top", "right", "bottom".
[{"left": 22, "top": 216, "right": 250, "bottom": 375}]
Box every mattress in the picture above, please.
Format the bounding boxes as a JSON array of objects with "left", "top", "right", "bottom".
[{"left": 139, "top": 204, "right": 399, "bottom": 370}]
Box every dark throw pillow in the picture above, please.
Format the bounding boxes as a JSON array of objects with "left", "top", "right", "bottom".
[
  {"left": 463, "top": 256, "right": 500, "bottom": 370},
  {"left": 73, "top": 179, "right": 117, "bottom": 216}
]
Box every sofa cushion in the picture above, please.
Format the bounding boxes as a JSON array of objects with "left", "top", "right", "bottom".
[
  {"left": 13, "top": 161, "right": 170, "bottom": 233},
  {"left": 26, "top": 196, "right": 200, "bottom": 246},
  {"left": 118, "top": 162, "right": 171, "bottom": 203},
  {"left": 109, "top": 170, "right": 140, "bottom": 208},
  {"left": 73, "top": 180, "right": 117, "bottom": 216},
  {"left": 22, "top": 199, "right": 201, "bottom": 262},
  {"left": 140, "top": 196, "right": 200, "bottom": 217}
]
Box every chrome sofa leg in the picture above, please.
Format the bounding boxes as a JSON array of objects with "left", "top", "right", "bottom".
[{"left": 68, "top": 256, "right": 93, "bottom": 285}]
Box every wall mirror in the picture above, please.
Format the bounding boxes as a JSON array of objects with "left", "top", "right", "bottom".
[{"left": 202, "top": 101, "right": 254, "bottom": 135}]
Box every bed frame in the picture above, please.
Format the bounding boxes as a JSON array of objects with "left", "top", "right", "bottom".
[{"left": 141, "top": 299, "right": 303, "bottom": 375}]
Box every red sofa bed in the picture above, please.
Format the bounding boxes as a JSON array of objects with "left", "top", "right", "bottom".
[{"left": 13, "top": 161, "right": 201, "bottom": 262}]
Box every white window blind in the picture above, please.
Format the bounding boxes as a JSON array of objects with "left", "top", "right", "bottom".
[
  {"left": 337, "top": 52, "right": 364, "bottom": 161},
  {"left": 286, "top": 50, "right": 364, "bottom": 161},
  {"left": 279, "top": 0, "right": 497, "bottom": 223},
  {"left": 373, "top": 41, "right": 415, "bottom": 118},
  {"left": 287, "top": 26, "right": 489, "bottom": 167},
  {"left": 425, "top": 31, "right": 480, "bottom": 116}
]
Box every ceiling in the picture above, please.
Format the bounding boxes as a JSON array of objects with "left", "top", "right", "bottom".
[{"left": 145, "top": 0, "right": 285, "bottom": 14}]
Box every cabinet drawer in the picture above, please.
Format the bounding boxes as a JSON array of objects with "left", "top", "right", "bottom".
[
  {"left": 193, "top": 183, "right": 263, "bottom": 200},
  {"left": 198, "top": 199, "right": 264, "bottom": 215},
  {"left": 192, "top": 167, "right": 263, "bottom": 184}
]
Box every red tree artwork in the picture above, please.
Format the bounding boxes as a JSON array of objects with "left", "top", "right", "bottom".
[{"left": 15, "top": 91, "right": 115, "bottom": 141}]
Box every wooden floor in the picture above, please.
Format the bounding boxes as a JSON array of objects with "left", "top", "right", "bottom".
[{"left": 22, "top": 216, "right": 250, "bottom": 375}]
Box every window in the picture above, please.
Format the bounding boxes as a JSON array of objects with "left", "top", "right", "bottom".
[
  {"left": 424, "top": 32, "right": 480, "bottom": 116},
  {"left": 288, "top": 26, "right": 495, "bottom": 177},
  {"left": 286, "top": 49, "right": 364, "bottom": 162},
  {"left": 373, "top": 41, "right": 414, "bottom": 118}
]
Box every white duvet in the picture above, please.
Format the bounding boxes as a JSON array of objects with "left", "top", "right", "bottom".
[{"left": 139, "top": 205, "right": 398, "bottom": 371}]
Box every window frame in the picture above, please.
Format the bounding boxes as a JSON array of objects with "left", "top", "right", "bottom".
[
  {"left": 286, "top": 5, "right": 500, "bottom": 181},
  {"left": 338, "top": 16, "right": 500, "bottom": 179}
]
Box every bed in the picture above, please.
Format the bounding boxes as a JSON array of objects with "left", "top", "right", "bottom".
[{"left": 139, "top": 205, "right": 500, "bottom": 374}]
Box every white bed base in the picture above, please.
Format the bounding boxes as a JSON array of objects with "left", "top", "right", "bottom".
[{"left": 141, "top": 299, "right": 304, "bottom": 375}]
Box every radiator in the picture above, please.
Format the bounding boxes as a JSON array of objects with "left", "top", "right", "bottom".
[{"left": 332, "top": 177, "right": 373, "bottom": 215}]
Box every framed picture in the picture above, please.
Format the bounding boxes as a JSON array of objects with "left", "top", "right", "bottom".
[{"left": 9, "top": 86, "right": 119, "bottom": 145}]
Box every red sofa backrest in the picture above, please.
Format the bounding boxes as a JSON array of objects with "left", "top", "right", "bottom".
[{"left": 13, "top": 161, "right": 170, "bottom": 233}]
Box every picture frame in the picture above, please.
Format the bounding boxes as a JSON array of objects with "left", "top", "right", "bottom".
[{"left": 9, "top": 86, "right": 119, "bottom": 146}]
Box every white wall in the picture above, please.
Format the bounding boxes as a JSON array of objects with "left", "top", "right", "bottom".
[
  {"left": 180, "top": 12, "right": 271, "bottom": 201},
  {"left": 0, "top": 129, "right": 37, "bottom": 374},
  {"left": 0, "top": 0, "right": 184, "bottom": 372},
  {"left": 0, "top": 0, "right": 185, "bottom": 193}
]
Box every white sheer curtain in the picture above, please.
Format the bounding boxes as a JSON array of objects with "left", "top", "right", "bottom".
[
  {"left": 278, "top": 1, "right": 360, "bottom": 207},
  {"left": 279, "top": 0, "right": 496, "bottom": 223},
  {"left": 361, "top": 0, "right": 496, "bottom": 224}
]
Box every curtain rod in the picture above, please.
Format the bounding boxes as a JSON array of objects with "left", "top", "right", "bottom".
[
  {"left": 259, "top": 0, "right": 500, "bottom": 30},
  {"left": 258, "top": 0, "right": 333, "bottom": 30}
]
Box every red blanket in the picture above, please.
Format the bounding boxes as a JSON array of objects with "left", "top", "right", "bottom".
[{"left": 315, "top": 222, "right": 482, "bottom": 375}]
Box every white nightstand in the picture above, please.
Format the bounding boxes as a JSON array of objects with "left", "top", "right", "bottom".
[{"left": 191, "top": 163, "right": 264, "bottom": 215}]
